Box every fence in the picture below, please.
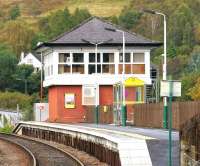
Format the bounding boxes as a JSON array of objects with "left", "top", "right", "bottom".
[
  {"left": 85, "top": 105, "right": 113, "bottom": 124},
  {"left": 133, "top": 101, "right": 200, "bottom": 130}
]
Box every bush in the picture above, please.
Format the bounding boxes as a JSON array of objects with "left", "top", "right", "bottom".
[
  {"left": 0, "top": 91, "right": 34, "bottom": 120},
  {"left": 0, "top": 124, "right": 14, "bottom": 134}
]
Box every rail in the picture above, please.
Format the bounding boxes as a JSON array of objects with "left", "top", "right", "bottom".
[
  {"left": 0, "top": 132, "right": 84, "bottom": 166},
  {"left": 0, "top": 133, "right": 37, "bottom": 166}
]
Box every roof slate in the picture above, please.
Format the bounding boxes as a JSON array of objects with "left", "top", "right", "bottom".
[{"left": 40, "top": 17, "right": 161, "bottom": 48}]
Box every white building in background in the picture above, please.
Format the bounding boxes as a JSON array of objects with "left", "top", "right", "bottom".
[{"left": 18, "top": 52, "right": 42, "bottom": 72}]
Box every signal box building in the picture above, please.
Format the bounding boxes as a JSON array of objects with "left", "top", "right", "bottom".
[{"left": 36, "top": 17, "right": 161, "bottom": 123}]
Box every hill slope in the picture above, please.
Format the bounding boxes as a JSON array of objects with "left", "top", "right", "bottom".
[{"left": 0, "top": 0, "right": 132, "bottom": 18}]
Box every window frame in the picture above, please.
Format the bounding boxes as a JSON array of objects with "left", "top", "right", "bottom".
[
  {"left": 118, "top": 52, "right": 145, "bottom": 74},
  {"left": 58, "top": 52, "right": 85, "bottom": 74}
]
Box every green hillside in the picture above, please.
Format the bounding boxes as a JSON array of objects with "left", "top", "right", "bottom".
[{"left": 0, "top": 0, "right": 132, "bottom": 17}]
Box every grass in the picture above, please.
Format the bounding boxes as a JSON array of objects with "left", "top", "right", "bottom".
[
  {"left": 0, "top": 124, "right": 14, "bottom": 134},
  {"left": 1, "top": 0, "right": 132, "bottom": 18}
]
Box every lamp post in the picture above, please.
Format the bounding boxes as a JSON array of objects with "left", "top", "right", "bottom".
[
  {"left": 144, "top": 9, "right": 172, "bottom": 166},
  {"left": 82, "top": 38, "right": 112, "bottom": 124},
  {"left": 143, "top": 9, "right": 168, "bottom": 129},
  {"left": 105, "top": 28, "right": 126, "bottom": 126},
  {"left": 40, "top": 51, "right": 43, "bottom": 103}
]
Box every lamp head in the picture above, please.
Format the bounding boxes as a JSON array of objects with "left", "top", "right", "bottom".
[
  {"left": 143, "top": 9, "right": 156, "bottom": 14},
  {"left": 104, "top": 27, "right": 116, "bottom": 32}
]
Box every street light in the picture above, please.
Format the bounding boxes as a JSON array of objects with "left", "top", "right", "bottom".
[
  {"left": 144, "top": 9, "right": 171, "bottom": 166},
  {"left": 105, "top": 27, "right": 126, "bottom": 126},
  {"left": 82, "top": 38, "right": 113, "bottom": 124},
  {"left": 143, "top": 9, "right": 168, "bottom": 129}
]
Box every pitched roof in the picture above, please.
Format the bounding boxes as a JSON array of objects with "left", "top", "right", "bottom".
[{"left": 37, "top": 17, "right": 162, "bottom": 48}]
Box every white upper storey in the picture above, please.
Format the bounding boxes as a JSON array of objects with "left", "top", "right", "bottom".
[{"left": 42, "top": 46, "right": 152, "bottom": 87}]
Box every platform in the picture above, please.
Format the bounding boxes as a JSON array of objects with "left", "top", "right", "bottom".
[{"left": 14, "top": 122, "right": 179, "bottom": 166}]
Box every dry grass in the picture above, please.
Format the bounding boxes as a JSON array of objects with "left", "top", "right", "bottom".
[{"left": 0, "top": 0, "right": 132, "bottom": 18}]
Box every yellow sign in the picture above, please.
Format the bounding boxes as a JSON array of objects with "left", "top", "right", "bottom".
[
  {"left": 124, "top": 77, "right": 144, "bottom": 87},
  {"left": 65, "top": 93, "right": 75, "bottom": 109}
]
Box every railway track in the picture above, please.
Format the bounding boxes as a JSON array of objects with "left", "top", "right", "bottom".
[{"left": 0, "top": 133, "right": 84, "bottom": 166}]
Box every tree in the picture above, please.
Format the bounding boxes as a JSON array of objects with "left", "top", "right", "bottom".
[
  {"left": 118, "top": 8, "right": 141, "bottom": 30},
  {"left": 0, "top": 20, "right": 35, "bottom": 58},
  {"left": 9, "top": 5, "right": 21, "bottom": 20},
  {"left": 72, "top": 8, "right": 91, "bottom": 26},
  {"left": 0, "top": 91, "right": 34, "bottom": 120},
  {"left": 187, "top": 46, "right": 200, "bottom": 72},
  {"left": 168, "top": 3, "right": 194, "bottom": 47},
  {"left": 188, "top": 77, "right": 200, "bottom": 100},
  {"left": 38, "top": 8, "right": 73, "bottom": 39},
  {"left": 0, "top": 44, "right": 17, "bottom": 91},
  {"left": 12, "top": 64, "right": 34, "bottom": 94}
]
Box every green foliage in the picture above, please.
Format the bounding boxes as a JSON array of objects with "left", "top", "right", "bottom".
[
  {"left": 3, "top": 115, "right": 8, "bottom": 126},
  {"left": 0, "top": 124, "right": 14, "bottom": 134},
  {"left": 0, "top": 20, "right": 35, "bottom": 57},
  {"left": 11, "top": 64, "right": 40, "bottom": 94},
  {"left": 72, "top": 8, "right": 91, "bottom": 26},
  {"left": 38, "top": 7, "right": 91, "bottom": 40},
  {"left": 169, "top": 3, "right": 194, "bottom": 47},
  {"left": 0, "top": 91, "right": 32, "bottom": 110},
  {"left": 9, "top": 5, "right": 21, "bottom": 20},
  {"left": 188, "top": 77, "right": 200, "bottom": 100},
  {"left": 187, "top": 46, "right": 200, "bottom": 72},
  {"left": 179, "top": 72, "right": 200, "bottom": 101},
  {"left": 0, "top": 44, "right": 17, "bottom": 91},
  {"left": 118, "top": 8, "right": 141, "bottom": 29},
  {"left": 0, "top": 91, "right": 34, "bottom": 121}
]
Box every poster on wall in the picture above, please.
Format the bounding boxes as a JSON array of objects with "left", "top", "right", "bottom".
[{"left": 65, "top": 93, "right": 75, "bottom": 109}]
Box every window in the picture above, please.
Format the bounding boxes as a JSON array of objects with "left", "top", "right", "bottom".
[
  {"left": 132, "top": 64, "right": 145, "bottom": 74},
  {"left": 72, "top": 53, "right": 84, "bottom": 74},
  {"left": 133, "top": 53, "right": 144, "bottom": 63},
  {"left": 82, "top": 85, "right": 98, "bottom": 105},
  {"left": 103, "top": 53, "right": 114, "bottom": 63},
  {"left": 73, "top": 53, "right": 84, "bottom": 63},
  {"left": 59, "top": 53, "right": 70, "bottom": 63},
  {"left": 72, "top": 64, "right": 84, "bottom": 74},
  {"left": 58, "top": 64, "right": 70, "bottom": 74},
  {"left": 88, "top": 53, "right": 101, "bottom": 74},
  {"left": 118, "top": 53, "right": 131, "bottom": 74},
  {"left": 118, "top": 52, "right": 145, "bottom": 74},
  {"left": 102, "top": 53, "right": 115, "bottom": 74},
  {"left": 132, "top": 53, "right": 145, "bottom": 74},
  {"left": 58, "top": 53, "right": 85, "bottom": 74},
  {"left": 44, "top": 54, "right": 53, "bottom": 77},
  {"left": 102, "top": 64, "right": 115, "bottom": 74},
  {"left": 89, "top": 53, "right": 100, "bottom": 63},
  {"left": 119, "top": 53, "right": 131, "bottom": 62}
]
